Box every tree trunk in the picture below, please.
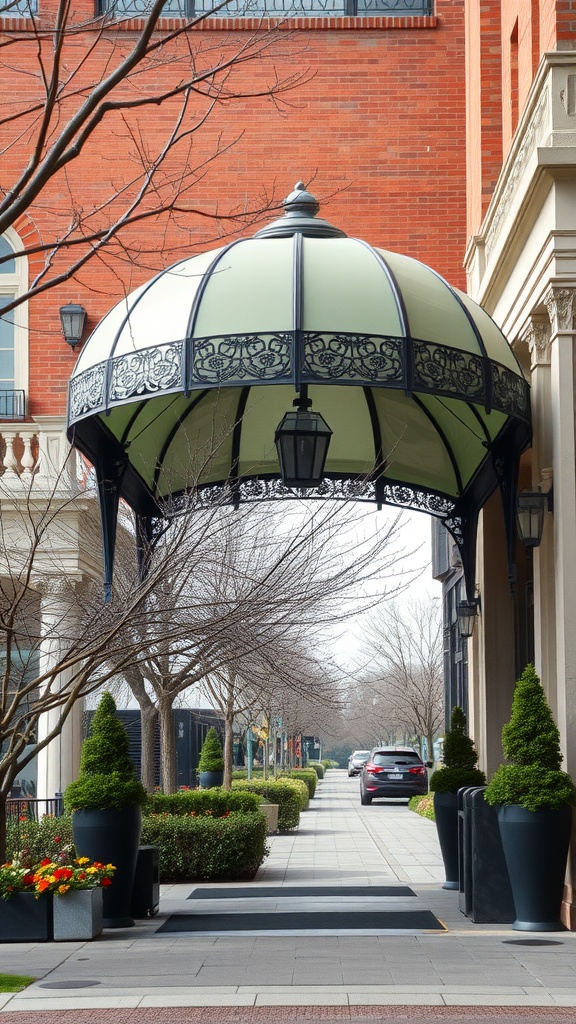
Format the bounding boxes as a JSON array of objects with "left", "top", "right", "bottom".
[
  {"left": 158, "top": 699, "right": 177, "bottom": 793},
  {"left": 141, "top": 705, "right": 158, "bottom": 792},
  {"left": 0, "top": 789, "right": 7, "bottom": 863},
  {"left": 223, "top": 706, "right": 234, "bottom": 791}
]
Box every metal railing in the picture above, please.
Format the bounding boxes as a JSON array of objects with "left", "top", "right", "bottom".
[
  {"left": 7, "top": 797, "right": 64, "bottom": 821},
  {"left": 0, "top": 390, "right": 25, "bottom": 420},
  {"left": 98, "top": 0, "right": 432, "bottom": 16}
]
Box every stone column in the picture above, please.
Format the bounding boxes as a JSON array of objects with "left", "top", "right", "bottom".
[
  {"left": 35, "top": 579, "right": 83, "bottom": 801},
  {"left": 524, "top": 315, "right": 556, "bottom": 713},
  {"left": 544, "top": 285, "right": 576, "bottom": 771}
]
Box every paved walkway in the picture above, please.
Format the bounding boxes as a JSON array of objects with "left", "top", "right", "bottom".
[{"left": 1, "top": 770, "right": 575, "bottom": 1017}]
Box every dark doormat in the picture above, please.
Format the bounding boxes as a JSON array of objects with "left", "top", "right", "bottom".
[
  {"left": 188, "top": 885, "right": 416, "bottom": 899},
  {"left": 157, "top": 910, "right": 444, "bottom": 933}
]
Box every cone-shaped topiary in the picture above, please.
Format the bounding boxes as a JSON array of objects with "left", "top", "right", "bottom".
[
  {"left": 198, "top": 727, "right": 224, "bottom": 773},
  {"left": 485, "top": 664, "right": 576, "bottom": 812},
  {"left": 430, "top": 706, "right": 486, "bottom": 794},
  {"left": 64, "top": 692, "right": 148, "bottom": 811}
]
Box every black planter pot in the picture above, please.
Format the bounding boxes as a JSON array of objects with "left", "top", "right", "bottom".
[
  {"left": 199, "top": 770, "right": 224, "bottom": 788},
  {"left": 72, "top": 805, "right": 142, "bottom": 928},
  {"left": 433, "top": 791, "right": 459, "bottom": 890},
  {"left": 497, "top": 803, "right": 572, "bottom": 931}
]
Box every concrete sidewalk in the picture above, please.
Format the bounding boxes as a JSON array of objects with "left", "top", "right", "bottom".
[{"left": 1, "top": 770, "right": 575, "bottom": 1013}]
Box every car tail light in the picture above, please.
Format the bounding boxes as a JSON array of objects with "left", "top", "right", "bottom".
[
  {"left": 366, "top": 762, "right": 382, "bottom": 774},
  {"left": 409, "top": 765, "right": 426, "bottom": 775}
]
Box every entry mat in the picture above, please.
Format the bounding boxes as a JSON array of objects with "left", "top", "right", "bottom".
[
  {"left": 157, "top": 910, "right": 444, "bottom": 933},
  {"left": 187, "top": 885, "right": 416, "bottom": 899}
]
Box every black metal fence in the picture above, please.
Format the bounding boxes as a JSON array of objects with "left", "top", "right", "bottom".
[
  {"left": 0, "top": 390, "right": 25, "bottom": 420},
  {"left": 6, "top": 797, "right": 64, "bottom": 821}
]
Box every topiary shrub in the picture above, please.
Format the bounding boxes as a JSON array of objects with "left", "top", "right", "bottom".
[
  {"left": 198, "top": 727, "right": 224, "bottom": 773},
  {"left": 430, "top": 706, "right": 486, "bottom": 794},
  {"left": 485, "top": 664, "right": 576, "bottom": 812},
  {"left": 232, "top": 779, "right": 301, "bottom": 830},
  {"left": 306, "top": 761, "right": 325, "bottom": 780},
  {"left": 64, "top": 692, "right": 148, "bottom": 811},
  {"left": 277, "top": 768, "right": 316, "bottom": 799},
  {"left": 141, "top": 811, "right": 268, "bottom": 881}
]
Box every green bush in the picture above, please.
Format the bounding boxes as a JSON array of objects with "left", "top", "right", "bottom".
[
  {"left": 277, "top": 768, "right": 316, "bottom": 799},
  {"left": 6, "top": 813, "right": 74, "bottom": 861},
  {"left": 198, "top": 727, "right": 224, "bottom": 773},
  {"left": 485, "top": 664, "right": 576, "bottom": 812},
  {"left": 147, "top": 789, "right": 262, "bottom": 816},
  {"left": 306, "top": 761, "right": 325, "bottom": 779},
  {"left": 64, "top": 692, "right": 148, "bottom": 811},
  {"left": 430, "top": 706, "right": 486, "bottom": 794},
  {"left": 141, "top": 811, "right": 268, "bottom": 881},
  {"left": 274, "top": 775, "right": 309, "bottom": 810},
  {"left": 322, "top": 759, "right": 339, "bottom": 769},
  {"left": 408, "top": 795, "right": 435, "bottom": 821},
  {"left": 232, "top": 779, "right": 301, "bottom": 830}
]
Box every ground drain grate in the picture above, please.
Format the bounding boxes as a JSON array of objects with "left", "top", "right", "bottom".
[{"left": 502, "top": 939, "right": 563, "bottom": 946}]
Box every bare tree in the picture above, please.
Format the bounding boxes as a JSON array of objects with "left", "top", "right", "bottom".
[
  {"left": 0, "top": 0, "right": 310, "bottom": 312},
  {"left": 120, "top": 499, "right": 418, "bottom": 792},
  {"left": 355, "top": 598, "right": 444, "bottom": 760}
]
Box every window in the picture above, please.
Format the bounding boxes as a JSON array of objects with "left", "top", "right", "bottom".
[
  {"left": 0, "top": 0, "right": 39, "bottom": 15},
  {"left": 0, "top": 233, "right": 27, "bottom": 419},
  {"left": 97, "top": 0, "right": 432, "bottom": 17}
]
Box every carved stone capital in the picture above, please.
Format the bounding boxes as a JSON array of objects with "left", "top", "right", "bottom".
[
  {"left": 544, "top": 286, "right": 576, "bottom": 334},
  {"left": 523, "top": 316, "right": 552, "bottom": 367}
]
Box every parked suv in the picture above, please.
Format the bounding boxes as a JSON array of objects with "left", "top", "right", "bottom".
[
  {"left": 360, "top": 746, "right": 428, "bottom": 804},
  {"left": 347, "top": 750, "right": 371, "bottom": 776}
]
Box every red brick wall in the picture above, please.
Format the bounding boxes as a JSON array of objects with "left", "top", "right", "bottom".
[
  {"left": 465, "top": 0, "right": 502, "bottom": 235},
  {"left": 2, "top": 2, "right": 466, "bottom": 416}
]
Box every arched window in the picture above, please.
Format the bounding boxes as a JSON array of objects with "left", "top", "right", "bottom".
[{"left": 0, "top": 233, "right": 28, "bottom": 419}]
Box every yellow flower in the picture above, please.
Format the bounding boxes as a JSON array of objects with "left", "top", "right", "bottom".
[
  {"left": 86, "top": 867, "right": 98, "bottom": 875},
  {"left": 57, "top": 884, "right": 70, "bottom": 894},
  {"left": 76, "top": 857, "right": 90, "bottom": 865}
]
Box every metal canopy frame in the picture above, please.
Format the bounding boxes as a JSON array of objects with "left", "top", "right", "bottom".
[{"left": 67, "top": 183, "right": 532, "bottom": 601}]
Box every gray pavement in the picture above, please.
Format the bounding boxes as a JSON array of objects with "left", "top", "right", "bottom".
[{"left": 1, "top": 770, "right": 575, "bottom": 1014}]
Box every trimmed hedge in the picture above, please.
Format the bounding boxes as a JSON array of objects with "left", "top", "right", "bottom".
[
  {"left": 232, "top": 779, "right": 301, "bottom": 830},
  {"left": 277, "top": 768, "right": 317, "bottom": 799},
  {"left": 141, "top": 811, "right": 268, "bottom": 881},
  {"left": 306, "top": 761, "right": 325, "bottom": 780},
  {"left": 408, "top": 795, "right": 435, "bottom": 821},
  {"left": 7, "top": 813, "right": 74, "bottom": 862},
  {"left": 147, "top": 789, "right": 262, "bottom": 816}
]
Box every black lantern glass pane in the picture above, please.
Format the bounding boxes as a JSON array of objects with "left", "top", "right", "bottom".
[
  {"left": 516, "top": 493, "right": 546, "bottom": 547},
  {"left": 274, "top": 408, "right": 332, "bottom": 487}
]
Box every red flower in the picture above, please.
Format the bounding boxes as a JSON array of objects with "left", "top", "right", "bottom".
[
  {"left": 40, "top": 858, "right": 52, "bottom": 866},
  {"left": 101, "top": 877, "right": 112, "bottom": 887}
]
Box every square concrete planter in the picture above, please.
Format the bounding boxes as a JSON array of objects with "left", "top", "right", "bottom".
[
  {"left": 53, "top": 888, "right": 103, "bottom": 941},
  {"left": 0, "top": 892, "right": 53, "bottom": 942},
  {"left": 260, "top": 802, "right": 279, "bottom": 833}
]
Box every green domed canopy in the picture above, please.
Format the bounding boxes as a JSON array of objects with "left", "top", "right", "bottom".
[{"left": 67, "top": 182, "right": 531, "bottom": 599}]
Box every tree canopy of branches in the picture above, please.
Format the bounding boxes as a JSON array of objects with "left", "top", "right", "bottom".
[
  {"left": 0, "top": 0, "right": 310, "bottom": 313},
  {"left": 351, "top": 598, "right": 444, "bottom": 760}
]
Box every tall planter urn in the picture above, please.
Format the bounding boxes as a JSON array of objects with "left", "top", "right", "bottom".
[
  {"left": 485, "top": 665, "right": 576, "bottom": 933},
  {"left": 429, "top": 707, "right": 486, "bottom": 892},
  {"left": 72, "top": 806, "right": 142, "bottom": 928},
  {"left": 497, "top": 804, "right": 572, "bottom": 931},
  {"left": 64, "top": 693, "right": 148, "bottom": 930},
  {"left": 433, "top": 792, "right": 459, "bottom": 890},
  {"left": 199, "top": 770, "right": 224, "bottom": 789}
]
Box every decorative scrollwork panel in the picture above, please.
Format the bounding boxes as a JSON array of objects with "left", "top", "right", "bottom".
[
  {"left": 69, "top": 365, "right": 107, "bottom": 419},
  {"left": 413, "top": 341, "right": 485, "bottom": 401},
  {"left": 110, "top": 343, "right": 183, "bottom": 401},
  {"left": 192, "top": 333, "right": 292, "bottom": 384},
  {"left": 491, "top": 363, "right": 530, "bottom": 420},
  {"left": 302, "top": 333, "right": 404, "bottom": 383}
]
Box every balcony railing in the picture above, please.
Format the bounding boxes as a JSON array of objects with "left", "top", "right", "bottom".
[
  {"left": 0, "top": 390, "right": 25, "bottom": 420},
  {"left": 98, "top": 0, "right": 432, "bottom": 16},
  {"left": 7, "top": 797, "right": 64, "bottom": 821}
]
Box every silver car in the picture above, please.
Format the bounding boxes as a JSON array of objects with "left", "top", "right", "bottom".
[{"left": 347, "top": 750, "right": 371, "bottom": 776}]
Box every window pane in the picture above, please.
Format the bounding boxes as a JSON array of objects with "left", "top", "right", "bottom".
[
  {"left": 0, "top": 299, "right": 15, "bottom": 385},
  {"left": 0, "top": 0, "right": 38, "bottom": 15},
  {"left": 98, "top": 0, "right": 432, "bottom": 13},
  {"left": 0, "top": 237, "right": 15, "bottom": 274}
]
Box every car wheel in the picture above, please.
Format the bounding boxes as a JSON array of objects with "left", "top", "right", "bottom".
[{"left": 360, "top": 792, "right": 372, "bottom": 805}]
